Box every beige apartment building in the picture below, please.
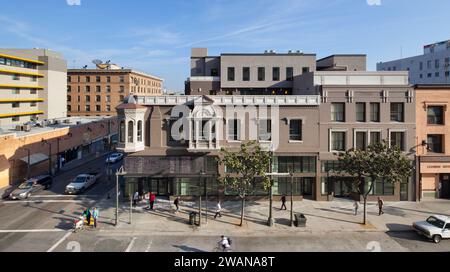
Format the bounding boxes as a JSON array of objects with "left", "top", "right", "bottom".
[
  {"left": 0, "top": 49, "right": 67, "bottom": 129},
  {"left": 416, "top": 85, "right": 450, "bottom": 200},
  {"left": 67, "top": 65, "right": 163, "bottom": 117}
]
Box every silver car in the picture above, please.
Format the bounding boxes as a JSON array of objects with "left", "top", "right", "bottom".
[{"left": 9, "top": 175, "right": 53, "bottom": 200}]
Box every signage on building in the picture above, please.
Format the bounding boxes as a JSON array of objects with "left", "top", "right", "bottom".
[{"left": 420, "top": 162, "right": 450, "bottom": 173}]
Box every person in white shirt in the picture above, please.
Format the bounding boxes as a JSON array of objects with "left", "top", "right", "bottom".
[
  {"left": 219, "top": 235, "right": 231, "bottom": 252},
  {"left": 214, "top": 201, "right": 222, "bottom": 219}
]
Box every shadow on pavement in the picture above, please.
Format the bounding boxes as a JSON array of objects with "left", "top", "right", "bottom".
[
  {"left": 385, "top": 223, "right": 430, "bottom": 242},
  {"left": 172, "top": 244, "right": 207, "bottom": 252}
]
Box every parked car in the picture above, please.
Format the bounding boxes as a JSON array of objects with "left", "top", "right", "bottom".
[
  {"left": 413, "top": 215, "right": 450, "bottom": 243},
  {"left": 65, "top": 172, "right": 102, "bottom": 195},
  {"left": 9, "top": 175, "right": 53, "bottom": 200},
  {"left": 105, "top": 153, "right": 124, "bottom": 164}
]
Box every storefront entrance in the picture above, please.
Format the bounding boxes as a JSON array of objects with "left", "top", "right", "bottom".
[
  {"left": 143, "top": 178, "right": 170, "bottom": 196},
  {"left": 439, "top": 174, "right": 450, "bottom": 199},
  {"left": 333, "top": 177, "right": 357, "bottom": 197}
]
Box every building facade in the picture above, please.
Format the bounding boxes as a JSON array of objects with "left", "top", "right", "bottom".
[
  {"left": 0, "top": 49, "right": 67, "bottom": 129},
  {"left": 67, "top": 67, "right": 163, "bottom": 117},
  {"left": 377, "top": 39, "right": 450, "bottom": 85},
  {"left": 116, "top": 48, "right": 416, "bottom": 202},
  {"left": 0, "top": 116, "right": 118, "bottom": 191},
  {"left": 415, "top": 85, "right": 450, "bottom": 200}
]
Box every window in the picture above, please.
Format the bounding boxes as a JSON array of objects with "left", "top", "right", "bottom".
[
  {"left": 120, "top": 95, "right": 124, "bottom": 101},
  {"left": 435, "top": 72, "right": 440, "bottom": 77},
  {"left": 427, "top": 60, "right": 432, "bottom": 69},
  {"left": 302, "top": 67, "right": 309, "bottom": 73},
  {"left": 427, "top": 73, "right": 432, "bottom": 78},
  {"left": 331, "top": 103, "right": 345, "bottom": 122},
  {"left": 106, "top": 95, "right": 111, "bottom": 103},
  {"left": 85, "top": 86, "right": 91, "bottom": 92},
  {"left": 419, "top": 62, "right": 423, "bottom": 71},
  {"left": 331, "top": 131, "right": 346, "bottom": 151},
  {"left": 435, "top": 59, "right": 440, "bottom": 69},
  {"left": 120, "top": 121, "right": 125, "bottom": 143},
  {"left": 107, "top": 76, "right": 111, "bottom": 83},
  {"left": 12, "top": 102, "right": 19, "bottom": 108},
  {"left": 272, "top": 67, "right": 280, "bottom": 81},
  {"left": 211, "top": 68, "right": 218, "bottom": 76},
  {"left": 273, "top": 157, "right": 316, "bottom": 174},
  {"left": 120, "top": 86, "right": 125, "bottom": 93},
  {"left": 227, "top": 67, "right": 235, "bottom": 81},
  {"left": 228, "top": 119, "right": 240, "bottom": 141},
  {"left": 286, "top": 67, "right": 294, "bottom": 81},
  {"left": 96, "top": 86, "right": 101, "bottom": 93},
  {"left": 12, "top": 88, "right": 20, "bottom": 95},
  {"left": 258, "top": 119, "right": 271, "bottom": 141},
  {"left": 356, "top": 103, "right": 366, "bottom": 122},
  {"left": 427, "top": 135, "right": 443, "bottom": 153},
  {"left": 67, "top": 95, "right": 71, "bottom": 102},
  {"left": 390, "top": 131, "right": 405, "bottom": 151},
  {"left": 446, "top": 71, "right": 450, "bottom": 78},
  {"left": 106, "top": 105, "right": 111, "bottom": 111},
  {"left": 12, "top": 117, "right": 19, "bottom": 122},
  {"left": 137, "top": 121, "right": 143, "bottom": 142},
  {"left": 428, "top": 106, "right": 444, "bottom": 125},
  {"left": 96, "top": 105, "right": 101, "bottom": 111},
  {"left": 365, "top": 177, "right": 394, "bottom": 196},
  {"left": 96, "top": 95, "right": 101, "bottom": 102},
  {"left": 258, "top": 67, "right": 265, "bottom": 81},
  {"left": 355, "top": 131, "right": 367, "bottom": 150},
  {"left": 370, "top": 103, "right": 380, "bottom": 122},
  {"left": 67, "top": 86, "right": 72, "bottom": 93},
  {"left": 67, "top": 105, "right": 71, "bottom": 112},
  {"left": 420, "top": 74, "right": 423, "bottom": 79},
  {"left": 12, "top": 74, "right": 19, "bottom": 80},
  {"left": 86, "top": 76, "right": 90, "bottom": 83},
  {"left": 128, "top": 121, "right": 134, "bottom": 143},
  {"left": 370, "top": 131, "right": 381, "bottom": 145},
  {"left": 390, "top": 103, "right": 404, "bottom": 122},
  {"left": 85, "top": 105, "right": 91, "bottom": 112},
  {"left": 289, "top": 119, "right": 302, "bottom": 141},
  {"left": 77, "top": 96, "right": 80, "bottom": 102},
  {"left": 106, "top": 86, "right": 111, "bottom": 93},
  {"left": 243, "top": 67, "right": 250, "bottom": 81},
  {"left": 119, "top": 76, "right": 125, "bottom": 83}
]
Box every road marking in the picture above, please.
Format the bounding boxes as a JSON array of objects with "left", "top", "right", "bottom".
[
  {"left": 47, "top": 231, "right": 72, "bottom": 252},
  {"left": 1, "top": 200, "right": 91, "bottom": 204},
  {"left": 125, "top": 237, "right": 137, "bottom": 252},
  {"left": 0, "top": 229, "right": 67, "bottom": 233}
]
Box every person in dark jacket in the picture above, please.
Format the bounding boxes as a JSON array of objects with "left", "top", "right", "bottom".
[
  {"left": 280, "top": 195, "right": 287, "bottom": 210},
  {"left": 174, "top": 196, "right": 180, "bottom": 212}
]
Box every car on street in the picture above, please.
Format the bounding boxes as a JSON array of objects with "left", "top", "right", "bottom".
[
  {"left": 105, "top": 152, "right": 124, "bottom": 164},
  {"left": 413, "top": 215, "right": 450, "bottom": 243},
  {"left": 9, "top": 175, "right": 53, "bottom": 200},
  {"left": 65, "top": 172, "right": 102, "bottom": 195}
]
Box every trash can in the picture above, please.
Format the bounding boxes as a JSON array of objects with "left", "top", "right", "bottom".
[
  {"left": 294, "top": 213, "right": 307, "bottom": 227},
  {"left": 189, "top": 212, "right": 198, "bottom": 225}
]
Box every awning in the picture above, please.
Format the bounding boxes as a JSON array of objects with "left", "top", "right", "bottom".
[{"left": 20, "top": 153, "right": 49, "bottom": 166}]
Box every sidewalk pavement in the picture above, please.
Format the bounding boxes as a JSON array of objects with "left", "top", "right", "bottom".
[{"left": 94, "top": 191, "right": 450, "bottom": 236}]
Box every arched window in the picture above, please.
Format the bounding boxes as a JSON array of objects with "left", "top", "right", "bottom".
[
  {"left": 137, "top": 121, "right": 143, "bottom": 142},
  {"left": 119, "top": 120, "right": 125, "bottom": 143},
  {"left": 128, "top": 121, "right": 134, "bottom": 143}
]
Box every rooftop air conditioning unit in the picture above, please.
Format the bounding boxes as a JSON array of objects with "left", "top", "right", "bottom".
[
  {"left": 23, "top": 125, "right": 31, "bottom": 132},
  {"left": 288, "top": 50, "right": 293, "bottom": 54},
  {"left": 63, "top": 119, "right": 71, "bottom": 124}
]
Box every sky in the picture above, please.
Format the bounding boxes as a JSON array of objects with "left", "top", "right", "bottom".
[{"left": 0, "top": 0, "right": 449, "bottom": 92}]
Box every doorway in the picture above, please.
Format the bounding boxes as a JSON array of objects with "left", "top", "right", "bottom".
[
  {"left": 143, "top": 178, "right": 170, "bottom": 196},
  {"left": 439, "top": 174, "right": 450, "bottom": 199}
]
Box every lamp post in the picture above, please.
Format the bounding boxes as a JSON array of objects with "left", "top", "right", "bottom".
[
  {"left": 41, "top": 139, "right": 52, "bottom": 176},
  {"left": 200, "top": 170, "right": 207, "bottom": 224},
  {"left": 115, "top": 166, "right": 126, "bottom": 227},
  {"left": 290, "top": 171, "right": 294, "bottom": 227}
]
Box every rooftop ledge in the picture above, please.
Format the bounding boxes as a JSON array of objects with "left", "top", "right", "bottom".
[
  {"left": 136, "top": 95, "right": 321, "bottom": 106},
  {"left": 187, "top": 76, "right": 221, "bottom": 82}
]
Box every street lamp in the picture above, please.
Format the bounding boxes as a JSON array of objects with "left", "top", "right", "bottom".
[
  {"left": 115, "top": 166, "right": 126, "bottom": 226},
  {"left": 200, "top": 170, "right": 207, "bottom": 224},
  {"left": 290, "top": 170, "right": 294, "bottom": 227}
]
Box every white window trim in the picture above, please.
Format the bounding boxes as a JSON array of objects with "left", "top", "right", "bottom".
[
  {"left": 226, "top": 119, "right": 242, "bottom": 142},
  {"left": 257, "top": 118, "right": 272, "bottom": 142},
  {"left": 388, "top": 129, "right": 407, "bottom": 150},
  {"left": 353, "top": 129, "right": 383, "bottom": 149},
  {"left": 329, "top": 129, "right": 348, "bottom": 153},
  {"left": 286, "top": 117, "right": 305, "bottom": 143}
]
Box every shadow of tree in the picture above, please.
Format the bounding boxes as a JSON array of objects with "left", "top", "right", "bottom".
[{"left": 172, "top": 244, "right": 207, "bottom": 252}]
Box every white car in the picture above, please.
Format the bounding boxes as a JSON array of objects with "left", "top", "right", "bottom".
[
  {"left": 105, "top": 153, "right": 124, "bottom": 164},
  {"left": 413, "top": 215, "right": 450, "bottom": 243},
  {"left": 65, "top": 173, "right": 101, "bottom": 195}
]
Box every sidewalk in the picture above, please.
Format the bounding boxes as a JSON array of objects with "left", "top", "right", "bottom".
[{"left": 94, "top": 193, "right": 450, "bottom": 236}]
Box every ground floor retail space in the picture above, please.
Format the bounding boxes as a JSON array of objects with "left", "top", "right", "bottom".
[{"left": 419, "top": 158, "right": 450, "bottom": 200}]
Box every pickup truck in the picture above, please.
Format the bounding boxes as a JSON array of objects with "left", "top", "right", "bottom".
[
  {"left": 413, "top": 215, "right": 450, "bottom": 243},
  {"left": 65, "top": 173, "right": 102, "bottom": 195}
]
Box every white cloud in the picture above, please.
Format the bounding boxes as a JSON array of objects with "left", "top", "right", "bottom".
[
  {"left": 67, "top": 0, "right": 81, "bottom": 6},
  {"left": 367, "top": 0, "right": 381, "bottom": 6}
]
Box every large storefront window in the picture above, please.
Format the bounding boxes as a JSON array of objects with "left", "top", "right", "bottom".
[
  {"left": 321, "top": 160, "right": 342, "bottom": 173},
  {"left": 174, "top": 177, "right": 219, "bottom": 196},
  {"left": 272, "top": 156, "right": 316, "bottom": 173},
  {"left": 365, "top": 178, "right": 395, "bottom": 196}
]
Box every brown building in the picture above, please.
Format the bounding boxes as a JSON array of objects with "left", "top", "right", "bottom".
[
  {"left": 416, "top": 85, "right": 450, "bottom": 200},
  {"left": 67, "top": 66, "right": 163, "bottom": 117}
]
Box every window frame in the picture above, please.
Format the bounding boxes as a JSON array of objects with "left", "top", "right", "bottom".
[
  {"left": 389, "top": 130, "right": 407, "bottom": 151},
  {"left": 288, "top": 119, "right": 303, "bottom": 142},
  {"left": 331, "top": 102, "right": 345, "bottom": 122},
  {"left": 329, "top": 129, "right": 347, "bottom": 152},
  {"left": 390, "top": 102, "right": 404, "bottom": 122}
]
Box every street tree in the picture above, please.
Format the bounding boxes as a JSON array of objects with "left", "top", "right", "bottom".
[
  {"left": 217, "top": 141, "right": 272, "bottom": 226},
  {"left": 337, "top": 140, "right": 412, "bottom": 225}
]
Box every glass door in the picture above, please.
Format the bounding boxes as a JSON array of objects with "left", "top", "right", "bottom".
[{"left": 400, "top": 183, "right": 408, "bottom": 201}]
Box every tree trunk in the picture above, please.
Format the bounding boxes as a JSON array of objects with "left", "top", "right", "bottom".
[
  {"left": 240, "top": 195, "right": 245, "bottom": 227},
  {"left": 363, "top": 196, "right": 367, "bottom": 225}
]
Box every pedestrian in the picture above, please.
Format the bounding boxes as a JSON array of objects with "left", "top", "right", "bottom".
[
  {"left": 83, "top": 208, "right": 91, "bottom": 226},
  {"left": 438, "top": 181, "right": 443, "bottom": 199},
  {"left": 150, "top": 192, "right": 156, "bottom": 210},
  {"left": 174, "top": 196, "right": 180, "bottom": 212},
  {"left": 92, "top": 207, "right": 99, "bottom": 228},
  {"left": 214, "top": 201, "right": 222, "bottom": 219},
  {"left": 280, "top": 195, "right": 287, "bottom": 210},
  {"left": 133, "top": 191, "right": 139, "bottom": 207},
  {"left": 377, "top": 197, "right": 384, "bottom": 216},
  {"left": 354, "top": 200, "right": 359, "bottom": 215}
]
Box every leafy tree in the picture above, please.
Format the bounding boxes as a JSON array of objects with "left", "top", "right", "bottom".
[
  {"left": 217, "top": 141, "right": 272, "bottom": 226},
  {"left": 337, "top": 140, "right": 412, "bottom": 225}
]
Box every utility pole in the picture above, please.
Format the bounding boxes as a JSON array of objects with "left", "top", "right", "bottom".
[
  {"left": 115, "top": 170, "right": 119, "bottom": 226},
  {"left": 198, "top": 177, "right": 202, "bottom": 227},
  {"left": 290, "top": 171, "right": 294, "bottom": 227}
]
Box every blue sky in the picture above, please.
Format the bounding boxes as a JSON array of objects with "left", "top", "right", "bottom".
[{"left": 0, "top": 0, "right": 449, "bottom": 91}]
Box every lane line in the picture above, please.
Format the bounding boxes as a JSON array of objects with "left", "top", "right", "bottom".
[
  {"left": 0, "top": 229, "right": 67, "bottom": 233},
  {"left": 125, "top": 237, "right": 137, "bottom": 252},
  {"left": 47, "top": 231, "right": 72, "bottom": 252}
]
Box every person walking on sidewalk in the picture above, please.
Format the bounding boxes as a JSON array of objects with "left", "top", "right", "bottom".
[
  {"left": 83, "top": 208, "right": 91, "bottom": 226},
  {"left": 214, "top": 201, "right": 222, "bottom": 219},
  {"left": 174, "top": 196, "right": 180, "bottom": 212},
  {"left": 92, "top": 207, "right": 99, "bottom": 228},
  {"left": 354, "top": 200, "right": 359, "bottom": 215},
  {"left": 133, "top": 191, "right": 139, "bottom": 207},
  {"left": 377, "top": 197, "right": 385, "bottom": 216},
  {"left": 280, "top": 195, "right": 287, "bottom": 210},
  {"left": 150, "top": 192, "right": 156, "bottom": 210}
]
